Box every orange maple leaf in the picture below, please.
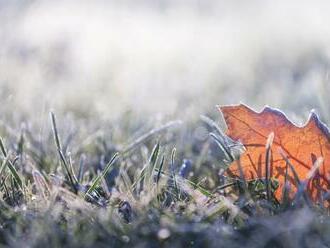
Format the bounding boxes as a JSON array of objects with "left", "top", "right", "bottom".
[{"left": 219, "top": 104, "right": 330, "bottom": 203}]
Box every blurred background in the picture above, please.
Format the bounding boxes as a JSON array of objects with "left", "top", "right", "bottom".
[{"left": 0, "top": 0, "right": 330, "bottom": 124}]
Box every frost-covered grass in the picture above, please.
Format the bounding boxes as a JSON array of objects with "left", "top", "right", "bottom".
[
  {"left": 1, "top": 1, "right": 330, "bottom": 247},
  {"left": 0, "top": 107, "right": 329, "bottom": 247}
]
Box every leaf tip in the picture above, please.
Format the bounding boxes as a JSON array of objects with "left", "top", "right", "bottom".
[{"left": 307, "top": 110, "right": 330, "bottom": 141}]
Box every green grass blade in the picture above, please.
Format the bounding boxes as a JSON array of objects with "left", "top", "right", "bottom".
[
  {"left": 0, "top": 138, "right": 23, "bottom": 190},
  {"left": 156, "top": 155, "right": 165, "bottom": 184},
  {"left": 131, "top": 143, "right": 160, "bottom": 190},
  {"left": 50, "top": 112, "right": 62, "bottom": 151},
  {"left": 50, "top": 112, "right": 78, "bottom": 193},
  {"left": 6, "top": 160, "right": 23, "bottom": 190},
  {"left": 150, "top": 142, "right": 160, "bottom": 169},
  {"left": 0, "top": 157, "right": 9, "bottom": 177},
  {"left": 210, "top": 133, "right": 234, "bottom": 162},
  {"left": 185, "top": 178, "right": 213, "bottom": 197},
  {"left": 0, "top": 137, "right": 7, "bottom": 157},
  {"left": 147, "top": 142, "right": 160, "bottom": 184},
  {"left": 85, "top": 152, "right": 119, "bottom": 198}
]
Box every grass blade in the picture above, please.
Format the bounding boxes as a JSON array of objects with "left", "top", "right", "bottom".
[
  {"left": 85, "top": 152, "right": 119, "bottom": 198},
  {"left": 50, "top": 112, "right": 78, "bottom": 193},
  {"left": 77, "top": 154, "right": 86, "bottom": 183},
  {"left": 131, "top": 143, "right": 160, "bottom": 191},
  {"left": 0, "top": 157, "right": 9, "bottom": 177},
  {"left": 210, "top": 133, "right": 235, "bottom": 163},
  {"left": 0, "top": 137, "right": 7, "bottom": 157},
  {"left": 170, "top": 148, "right": 179, "bottom": 198},
  {"left": 6, "top": 160, "right": 23, "bottom": 189},
  {"left": 0, "top": 138, "right": 23, "bottom": 189},
  {"left": 150, "top": 142, "right": 160, "bottom": 170},
  {"left": 279, "top": 149, "right": 311, "bottom": 206},
  {"left": 122, "top": 120, "right": 182, "bottom": 155},
  {"left": 265, "top": 132, "right": 274, "bottom": 201},
  {"left": 282, "top": 161, "right": 290, "bottom": 206},
  {"left": 200, "top": 114, "right": 224, "bottom": 136},
  {"left": 156, "top": 155, "right": 165, "bottom": 184},
  {"left": 147, "top": 142, "right": 160, "bottom": 184}
]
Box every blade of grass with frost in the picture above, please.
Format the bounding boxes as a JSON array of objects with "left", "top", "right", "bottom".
[
  {"left": 131, "top": 162, "right": 149, "bottom": 191},
  {"left": 279, "top": 149, "right": 301, "bottom": 185},
  {"left": 0, "top": 138, "right": 23, "bottom": 189},
  {"left": 33, "top": 170, "right": 50, "bottom": 198},
  {"left": 294, "top": 157, "right": 323, "bottom": 206},
  {"left": 3, "top": 183, "right": 9, "bottom": 200},
  {"left": 154, "top": 167, "right": 212, "bottom": 197},
  {"left": 68, "top": 153, "right": 79, "bottom": 185},
  {"left": 85, "top": 152, "right": 119, "bottom": 199},
  {"left": 185, "top": 178, "right": 213, "bottom": 197},
  {"left": 203, "top": 114, "right": 237, "bottom": 151},
  {"left": 147, "top": 142, "right": 160, "bottom": 185},
  {"left": 11, "top": 177, "right": 17, "bottom": 204},
  {"left": 200, "top": 115, "right": 223, "bottom": 136},
  {"left": 50, "top": 112, "right": 78, "bottom": 193},
  {"left": 156, "top": 154, "right": 165, "bottom": 203},
  {"left": 6, "top": 159, "right": 23, "bottom": 190},
  {"left": 282, "top": 162, "right": 290, "bottom": 206},
  {"left": 156, "top": 155, "right": 165, "bottom": 184},
  {"left": 0, "top": 157, "right": 9, "bottom": 178},
  {"left": 170, "top": 148, "right": 179, "bottom": 198},
  {"left": 210, "top": 133, "right": 234, "bottom": 163},
  {"left": 0, "top": 137, "right": 7, "bottom": 157},
  {"left": 215, "top": 182, "right": 237, "bottom": 191},
  {"left": 122, "top": 120, "right": 182, "bottom": 155},
  {"left": 77, "top": 154, "right": 86, "bottom": 183},
  {"left": 150, "top": 143, "right": 160, "bottom": 173},
  {"left": 119, "top": 169, "right": 135, "bottom": 199},
  {"left": 131, "top": 143, "right": 160, "bottom": 190},
  {"left": 265, "top": 132, "right": 274, "bottom": 202},
  {"left": 279, "top": 150, "right": 311, "bottom": 205}
]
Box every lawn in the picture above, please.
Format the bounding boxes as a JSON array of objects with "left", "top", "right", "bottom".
[{"left": 1, "top": 1, "right": 330, "bottom": 247}]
